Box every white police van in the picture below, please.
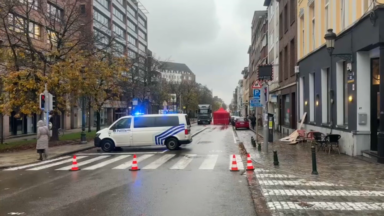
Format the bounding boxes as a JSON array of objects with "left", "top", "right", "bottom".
[{"left": 94, "top": 114, "right": 192, "bottom": 152}]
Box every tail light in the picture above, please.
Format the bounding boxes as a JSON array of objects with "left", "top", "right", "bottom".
[{"left": 185, "top": 129, "right": 189, "bottom": 135}]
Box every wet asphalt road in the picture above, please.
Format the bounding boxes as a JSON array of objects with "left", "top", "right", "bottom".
[{"left": 0, "top": 124, "right": 256, "bottom": 216}]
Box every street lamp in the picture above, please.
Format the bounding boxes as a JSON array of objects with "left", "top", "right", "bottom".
[{"left": 80, "top": 67, "right": 87, "bottom": 144}]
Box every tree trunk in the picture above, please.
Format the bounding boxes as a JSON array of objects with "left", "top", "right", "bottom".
[
  {"left": 0, "top": 113, "right": 3, "bottom": 144},
  {"left": 88, "top": 99, "right": 91, "bottom": 132},
  {"left": 96, "top": 110, "right": 101, "bottom": 131},
  {"left": 51, "top": 113, "right": 59, "bottom": 141}
]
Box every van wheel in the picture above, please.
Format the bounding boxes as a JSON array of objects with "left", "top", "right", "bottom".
[
  {"left": 101, "top": 139, "right": 115, "bottom": 152},
  {"left": 165, "top": 138, "right": 179, "bottom": 150}
]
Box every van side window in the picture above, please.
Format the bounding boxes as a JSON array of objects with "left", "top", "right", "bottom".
[
  {"left": 112, "top": 118, "right": 131, "bottom": 130},
  {"left": 134, "top": 117, "right": 155, "bottom": 128},
  {"left": 184, "top": 115, "right": 191, "bottom": 126},
  {"left": 155, "top": 116, "right": 179, "bottom": 127}
]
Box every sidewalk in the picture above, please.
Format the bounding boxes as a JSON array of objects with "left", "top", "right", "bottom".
[
  {"left": 237, "top": 127, "right": 384, "bottom": 190},
  {"left": 0, "top": 142, "right": 94, "bottom": 169}
]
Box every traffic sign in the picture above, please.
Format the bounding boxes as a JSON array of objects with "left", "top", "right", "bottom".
[
  {"left": 252, "top": 80, "right": 262, "bottom": 89},
  {"left": 250, "top": 98, "right": 262, "bottom": 107},
  {"left": 253, "top": 89, "right": 261, "bottom": 99}
]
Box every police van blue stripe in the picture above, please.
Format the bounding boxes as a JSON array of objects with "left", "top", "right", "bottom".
[
  {"left": 155, "top": 124, "right": 185, "bottom": 145},
  {"left": 159, "top": 128, "right": 185, "bottom": 145},
  {"left": 155, "top": 126, "right": 184, "bottom": 145}
]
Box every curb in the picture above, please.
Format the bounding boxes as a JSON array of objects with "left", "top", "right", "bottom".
[
  {"left": 0, "top": 145, "right": 95, "bottom": 169},
  {"left": 192, "top": 127, "right": 208, "bottom": 137}
]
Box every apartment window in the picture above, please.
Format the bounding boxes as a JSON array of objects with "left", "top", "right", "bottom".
[
  {"left": 47, "top": 29, "right": 58, "bottom": 45},
  {"left": 113, "top": 25, "right": 124, "bottom": 38},
  {"left": 48, "top": 3, "right": 63, "bottom": 22},
  {"left": 94, "top": 10, "right": 109, "bottom": 26},
  {"left": 138, "top": 43, "right": 146, "bottom": 51},
  {"left": 325, "top": 0, "right": 329, "bottom": 31},
  {"left": 28, "top": 22, "right": 41, "bottom": 39},
  {"left": 341, "top": 0, "right": 346, "bottom": 30},
  {"left": 301, "top": 16, "right": 305, "bottom": 55},
  {"left": 343, "top": 62, "right": 348, "bottom": 125},
  {"left": 138, "top": 17, "right": 146, "bottom": 28},
  {"left": 8, "top": 13, "right": 24, "bottom": 33},
  {"left": 284, "top": 5, "right": 288, "bottom": 32},
  {"left": 113, "top": 8, "right": 124, "bottom": 21},
  {"left": 128, "top": 20, "right": 136, "bottom": 31},
  {"left": 115, "top": 42, "right": 125, "bottom": 54},
  {"left": 312, "top": 20, "right": 316, "bottom": 49},
  {"left": 127, "top": 34, "right": 136, "bottom": 45},
  {"left": 290, "top": 39, "right": 295, "bottom": 76},
  {"left": 279, "top": 13, "right": 283, "bottom": 38},
  {"left": 127, "top": 5, "right": 136, "bottom": 16},
  {"left": 19, "top": 0, "right": 39, "bottom": 10},
  {"left": 116, "top": 0, "right": 123, "bottom": 5},
  {"left": 138, "top": 30, "right": 146, "bottom": 40},
  {"left": 284, "top": 46, "right": 288, "bottom": 80},
  {"left": 97, "top": 0, "right": 109, "bottom": 9},
  {"left": 128, "top": 50, "right": 136, "bottom": 59},
  {"left": 95, "top": 29, "right": 109, "bottom": 45},
  {"left": 290, "top": 0, "right": 295, "bottom": 24}
]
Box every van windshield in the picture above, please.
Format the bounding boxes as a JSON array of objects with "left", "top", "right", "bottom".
[{"left": 185, "top": 115, "right": 191, "bottom": 126}]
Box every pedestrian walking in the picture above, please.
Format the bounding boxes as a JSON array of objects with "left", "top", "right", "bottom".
[
  {"left": 36, "top": 120, "right": 50, "bottom": 161},
  {"left": 251, "top": 114, "right": 256, "bottom": 130}
]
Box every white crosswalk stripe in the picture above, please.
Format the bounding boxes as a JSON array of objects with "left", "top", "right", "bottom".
[
  {"left": 112, "top": 154, "right": 154, "bottom": 169},
  {"left": 4, "top": 156, "right": 70, "bottom": 171},
  {"left": 83, "top": 155, "right": 130, "bottom": 170},
  {"left": 253, "top": 169, "right": 384, "bottom": 214},
  {"left": 55, "top": 156, "right": 109, "bottom": 170},
  {"left": 27, "top": 156, "right": 88, "bottom": 170},
  {"left": 199, "top": 155, "right": 218, "bottom": 170},
  {"left": 170, "top": 154, "right": 196, "bottom": 170},
  {"left": 142, "top": 154, "right": 175, "bottom": 169}
]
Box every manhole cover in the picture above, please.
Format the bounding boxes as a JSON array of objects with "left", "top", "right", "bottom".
[{"left": 198, "top": 141, "right": 212, "bottom": 144}]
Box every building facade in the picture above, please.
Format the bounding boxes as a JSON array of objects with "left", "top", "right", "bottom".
[
  {"left": 264, "top": 0, "right": 280, "bottom": 130},
  {"left": 158, "top": 62, "right": 195, "bottom": 83},
  {"left": 273, "top": 0, "right": 297, "bottom": 134},
  {"left": 237, "top": 79, "right": 243, "bottom": 116},
  {"left": 248, "top": 11, "right": 268, "bottom": 118},
  {"left": 241, "top": 67, "right": 249, "bottom": 117},
  {"left": 296, "top": 0, "right": 384, "bottom": 157}
]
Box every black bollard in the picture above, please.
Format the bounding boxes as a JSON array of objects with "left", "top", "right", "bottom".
[
  {"left": 311, "top": 146, "right": 318, "bottom": 175},
  {"left": 257, "top": 142, "right": 261, "bottom": 151},
  {"left": 273, "top": 150, "right": 279, "bottom": 166}
]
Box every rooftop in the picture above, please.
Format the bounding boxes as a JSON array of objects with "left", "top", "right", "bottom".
[{"left": 160, "top": 61, "right": 194, "bottom": 74}]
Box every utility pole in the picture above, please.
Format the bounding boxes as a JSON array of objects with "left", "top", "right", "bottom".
[
  {"left": 44, "top": 84, "right": 50, "bottom": 129},
  {"left": 261, "top": 82, "right": 269, "bottom": 152}
]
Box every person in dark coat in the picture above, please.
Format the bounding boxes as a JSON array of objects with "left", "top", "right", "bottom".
[{"left": 250, "top": 114, "right": 256, "bottom": 130}]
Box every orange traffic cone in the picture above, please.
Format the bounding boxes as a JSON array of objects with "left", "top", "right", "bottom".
[
  {"left": 230, "top": 154, "right": 239, "bottom": 171},
  {"left": 246, "top": 154, "right": 255, "bottom": 171},
  {"left": 129, "top": 154, "right": 140, "bottom": 171},
  {"left": 70, "top": 155, "right": 79, "bottom": 171}
]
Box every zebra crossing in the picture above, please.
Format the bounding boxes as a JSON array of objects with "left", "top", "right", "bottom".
[
  {"left": 2, "top": 154, "right": 244, "bottom": 171},
  {"left": 254, "top": 168, "right": 384, "bottom": 214}
]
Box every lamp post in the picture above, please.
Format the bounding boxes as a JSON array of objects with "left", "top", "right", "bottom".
[{"left": 80, "top": 67, "right": 87, "bottom": 144}]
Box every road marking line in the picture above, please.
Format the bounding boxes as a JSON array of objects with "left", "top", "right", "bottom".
[
  {"left": 267, "top": 201, "right": 384, "bottom": 211},
  {"left": 82, "top": 155, "right": 130, "bottom": 170},
  {"left": 161, "top": 149, "right": 168, "bottom": 153},
  {"left": 55, "top": 156, "right": 109, "bottom": 170},
  {"left": 112, "top": 154, "right": 154, "bottom": 169},
  {"left": 256, "top": 174, "right": 297, "bottom": 178},
  {"left": 199, "top": 155, "right": 218, "bottom": 170},
  {"left": 258, "top": 180, "right": 342, "bottom": 186},
  {"left": 228, "top": 155, "right": 244, "bottom": 170},
  {"left": 142, "top": 154, "right": 175, "bottom": 169},
  {"left": 4, "top": 156, "right": 70, "bottom": 171},
  {"left": 170, "top": 154, "right": 196, "bottom": 170},
  {"left": 254, "top": 168, "right": 274, "bottom": 173},
  {"left": 263, "top": 189, "right": 384, "bottom": 197},
  {"left": 27, "top": 156, "right": 88, "bottom": 171},
  {"left": 76, "top": 152, "right": 160, "bottom": 156},
  {"left": 231, "top": 129, "right": 237, "bottom": 144}
]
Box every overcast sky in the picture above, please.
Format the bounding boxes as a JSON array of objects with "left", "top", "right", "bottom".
[{"left": 140, "top": 0, "right": 265, "bottom": 105}]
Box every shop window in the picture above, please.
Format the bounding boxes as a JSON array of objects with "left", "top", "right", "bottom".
[
  {"left": 309, "top": 73, "right": 315, "bottom": 122},
  {"left": 284, "top": 95, "right": 291, "bottom": 127},
  {"left": 343, "top": 61, "right": 348, "bottom": 125},
  {"left": 372, "top": 59, "right": 380, "bottom": 85}
]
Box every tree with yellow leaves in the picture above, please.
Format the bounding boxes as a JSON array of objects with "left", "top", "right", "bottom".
[{"left": 81, "top": 53, "right": 129, "bottom": 131}]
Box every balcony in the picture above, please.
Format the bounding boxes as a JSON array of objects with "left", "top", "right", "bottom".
[
  {"left": 127, "top": 43, "right": 138, "bottom": 52},
  {"left": 93, "top": 21, "right": 111, "bottom": 35},
  {"left": 138, "top": 23, "right": 147, "bottom": 33},
  {"left": 127, "top": 12, "right": 136, "bottom": 23},
  {"left": 112, "top": 18, "right": 125, "bottom": 30},
  {"left": 115, "top": 35, "right": 126, "bottom": 44},
  {"left": 138, "top": 9, "right": 147, "bottom": 21},
  {"left": 138, "top": 36, "right": 147, "bottom": 46},
  {"left": 112, "top": 0, "right": 124, "bottom": 9},
  {"left": 127, "top": 27, "right": 137, "bottom": 38},
  {"left": 127, "top": 0, "right": 138, "bottom": 10},
  {"left": 93, "top": 1, "right": 110, "bottom": 17}
]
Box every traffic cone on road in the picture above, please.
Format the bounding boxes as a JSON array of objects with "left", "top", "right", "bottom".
[
  {"left": 70, "top": 155, "right": 79, "bottom": 171},
  {"left": 230, "top": 154, "right": 239, "bottom": 171},
  {"left": 246, "top": 154, "right": 255, "bottom": 171},
  {"left": 129, "top": 154, "right": 140, "bottom": 171}
]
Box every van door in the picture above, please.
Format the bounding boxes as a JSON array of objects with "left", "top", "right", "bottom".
[
  {"left": 153, "top": 116, "right": 181, "bottom": 145},
  {"left": 109, "top": 117, "right": 132, "bottom": 146},
  {"left": 132, "top": 116, "right": 156, "bottom": 146}
]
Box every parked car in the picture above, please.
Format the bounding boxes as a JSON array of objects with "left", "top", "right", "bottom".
[
  {"left": 234, "top": 117, "right": 249, "bottom": 130},
  {"left": 231, "top": 116, "right": 240, "bottom": 126}
]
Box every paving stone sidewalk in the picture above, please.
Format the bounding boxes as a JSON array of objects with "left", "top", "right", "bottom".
[
  {"left": 0, "top": 142, "right": 94, "bottom": 169},
  {"left": 236, "top": 128, "right": 384, "bottom": 216}
]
